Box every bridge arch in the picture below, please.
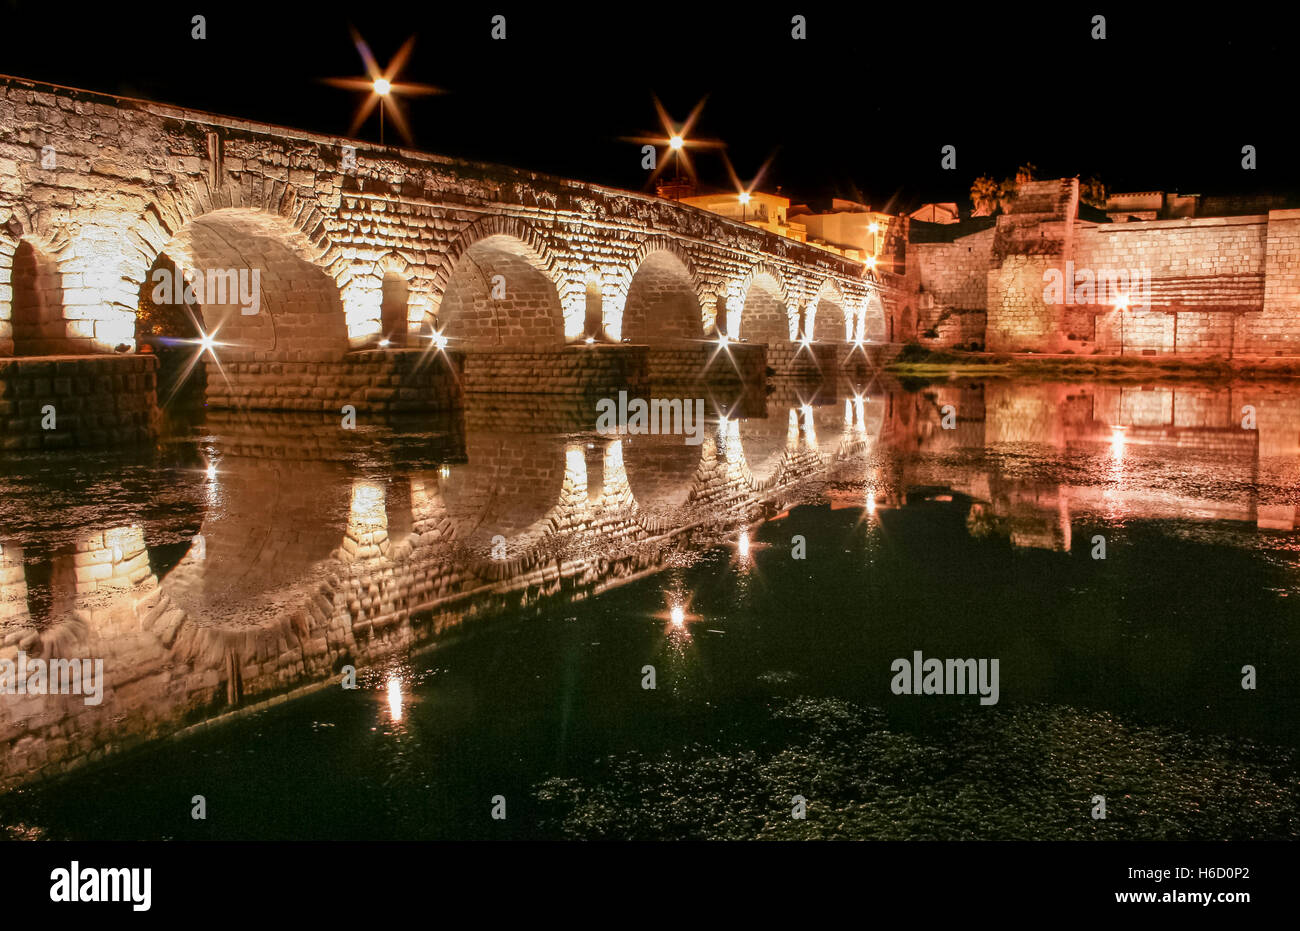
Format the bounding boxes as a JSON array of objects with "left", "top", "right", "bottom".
[
  {"left": 619, "top": 238, "right": 705, "bottom": 344},
  {"left": 738, "top": 265, "right": 794, "bottom": 342},
  {"left": 141, "top": 207, "right": 350, "bottom": 362},
  {"left": 809, "top": 278, "right": 849, "bottom": 342},
  {"left": 434, "top": 217, "right": 567, "bottom": 348}
]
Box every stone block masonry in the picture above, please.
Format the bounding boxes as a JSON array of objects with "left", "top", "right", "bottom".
[
  {"left": 0, "top": 74, "right": 888, "bottom": 401},
  {"left": 205, "top": 348, "right": 463, "bottom": 414},
  {"left": 462, "top": 345, "right": 650, "bottom": 398},
  {"left": 904, "top": 179, "right": 1300, "bottom": 356},
  {"left": 0, "top": 354, "right": 160, "bottom": 449}
]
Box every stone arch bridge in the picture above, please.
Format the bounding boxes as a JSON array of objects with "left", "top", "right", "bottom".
[{"left": 0, "top": 76, "right": 890, "bottom": 414}]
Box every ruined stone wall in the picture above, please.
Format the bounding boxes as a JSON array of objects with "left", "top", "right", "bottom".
[
  {"left": 907, "top": 183, "right": 1300, "bottom": 356},
  {"left": 907, "top": 229, "right": 993, "bottom": 347}
]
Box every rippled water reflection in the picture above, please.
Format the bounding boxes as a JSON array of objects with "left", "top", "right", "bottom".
[{"left": 2, "top": 378, "right": 1298, "bottom": 839}]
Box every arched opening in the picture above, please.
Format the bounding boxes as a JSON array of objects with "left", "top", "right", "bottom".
[
  {"left": 622, "top": 251, "right": 702, "bottom": 343},
  {"left": 437, "top": 234, "right": 564, "bottom": 349},
  {"left": 11, "top": 240, "right": 69, "bottom": 355},
  {"left": 151, "top": 208, "right": 348, "bottom": 363},
  {"left": 812, "top": 286, "right": 847, "bottom": 342},
  {"left": 380, "top": 272, "right": 410, "bottom": 346},
  {"left": 740, "top": 272, "right": 790, "bottom": 343},
  {"left": 136, "top": 252, "right": 205, "bottom": 415},
  {"left": 584, "top": 276, "right": 603, "bottom": 340}
]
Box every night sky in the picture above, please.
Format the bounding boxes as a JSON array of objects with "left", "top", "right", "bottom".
[{"left": 3, "top": 3, "right": 1295, "bottom": 212}]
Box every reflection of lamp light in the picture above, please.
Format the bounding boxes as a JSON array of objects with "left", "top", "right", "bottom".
[
  {"left": 737, "top": 531, "right": 750, "bottom": 558},
  {"left": 386, "top": 675, "right": 402, "bottom": 721},
  {"left": 670, "top": 604, "right": 685, "bottom": 626},
  {"left": 1110, "top": 425, "right": 1127, "bottom": 459},
  {"left": 866, "top": 491, "right": 877, "bottom": 515}
]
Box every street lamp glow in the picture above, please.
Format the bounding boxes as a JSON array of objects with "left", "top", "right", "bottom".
[
  {"left": 738, "top": 191, "right": 751, "bottom": 205},
  {"left": 868, "top": 222, "right": 880, "bottom": 234},
  {"left": 866, "top": 256, "right": 877, "bottom": 270},
  {"left": 669, "top": 134, "right": 684, "bottom": 151},
  {"left": 373, "top": 78, "right": 392, "bottom": 96}
]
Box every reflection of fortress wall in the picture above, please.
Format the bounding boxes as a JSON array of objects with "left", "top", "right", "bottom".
[
  {"left": 889, "top": 380, "right": 1300, "bottom": 550},
  {"left": 983, "top": 382, "right": 1067, "bottom": 447}
]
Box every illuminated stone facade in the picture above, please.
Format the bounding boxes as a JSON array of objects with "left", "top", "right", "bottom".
[
  {"left": 904, "top": 178, "right": 1300, "bottom": 355},
  {"left": 0, "top": 77, "right": 888, "bottom": 392}
]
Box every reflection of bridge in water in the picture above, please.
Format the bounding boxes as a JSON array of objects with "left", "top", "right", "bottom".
[
  {"left": 5, "top": 377, "right": 1299, "bottom": 790},
  {"left": 0, "top": 390, "right": 884, "bottom": 789}
]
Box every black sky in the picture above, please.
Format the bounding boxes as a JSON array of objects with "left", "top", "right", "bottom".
[{"left": 2, "top": 2, "right": 1295, "bottom": 212}]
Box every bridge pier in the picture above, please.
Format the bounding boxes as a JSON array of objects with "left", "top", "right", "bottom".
[
  {"left": 0, "top": 355, "right": 161, "bottom": 449},
  {"left": 461, "top": 343, "right": 650, "bottom": 398}
]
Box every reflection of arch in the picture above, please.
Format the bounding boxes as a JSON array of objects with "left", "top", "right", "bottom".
[
  {"left": 621, "top": 239, "right": 704, "bottom": 343},
  {"left": 810, "top": 278, "right": 848, "bottom": 342},
  {"left": 738, "top": 265, "right": 792, "bottom": 342},
  {"left": 435, "top": 219, "right": 566, "bottom": 349},
  {"left": 738, "top": 413, "right": 790, "bottom": 487},
  {"left": 9, "top": 239, "right": 71, "bottom": 355},
  {"left": 148, "top": 208, "right": 349, "bottom": 362},
  {"left": 437, "top": 434, "right": 570, "bottom": 551},
  {"left": 161, "top": 455, "right": 354, "bottom": 626},
  {"left": 621, "top": 434, "right": 705, "bottom": 518}
]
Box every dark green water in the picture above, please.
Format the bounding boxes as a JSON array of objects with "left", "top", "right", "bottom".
[{"left": 2, "top": 379, "right": 1299, "bottom": 839}]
